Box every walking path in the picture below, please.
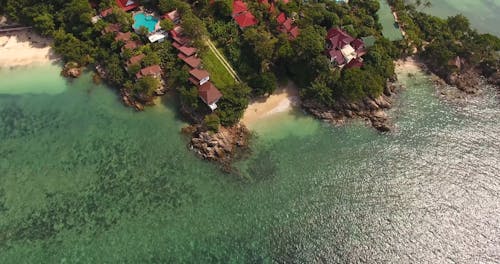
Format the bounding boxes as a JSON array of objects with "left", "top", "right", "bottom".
[{"left": 205, "top": 38, "right": 241, "bottom": 83}]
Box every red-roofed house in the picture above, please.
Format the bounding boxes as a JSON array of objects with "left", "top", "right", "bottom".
[
  {"left": 232, "top": 1, "right": 248, "bottom": 17},
  {"left": 162, "top": 10, "right": 180, "bottom": 24},
  {"left": 170, "top": 25, "right": 183, "bottom": 38},
  {"left": 178, "top": 54, "right": 201, "bottom": 69},
  {"left": 277, "top": 12, "right": 286, "bottom": 24},
  {"left": 122, "top": 40, "right": 141, "bottom": 52},
  {"left": 115, "top": 0, "right": 139, "bottom": 12},
  {"left": 326, "top": 28, "right": 354, "bottom": 50},
  {"left": 345, "top": 57, "right": 363, "bottom": 69},
  {"left": 189, "top": 69, "right": 210, "bottom": 86},
  {"left": 198, "top": 81, "right": 222, "bottom": 110},
  {"left": 325, "top": 27, "right": 365, "bottom": 68},
  {"left": 277, "top": 15, "right": 300, "bottom": 40},
  {"left": 100, "top": 8, "right": 113, "bottom": 17},
  {"left": 328, "top": 49, "right": 346, "bottom": 65},
  {"left": 288, "top": 26, "right": 300, "bottom": 40},
  {"left": 136, "top": 65, "right": 162, "bottom": 79},
  {"left": 102, "top": 23, "right": 121, "bottom": 34},
  {"left": 351, "top": 38, "right": 364, "bottom": 51},
  {"left": 282, "top": 18, "right": 293, "bottom": 31},
  {"left": 177, "top": 46, "right": 197, "bottom": 57},
  {"left": 234, "top": 12, "right": 258, "bottom": 29},
  {"left": 126, "top": 54, "right": 145, "bottom": 68},
  {"left": 115, "top": 31, "right": 131, "bottom": 42}
]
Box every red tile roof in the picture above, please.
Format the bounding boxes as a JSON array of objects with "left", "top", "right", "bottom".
[
  {"left": 289, "top": 26, "right": 299, "bottom": 40},
  {"left": 345, "top": 58, "right": 363, "bottom": 69},
  {"left": 189, "top": 68, "right": 210, "bottom": 81},
  {"left": 172, "top": 41, "right": 181, "bottom": 49},
  {"left": 169, "top": 25, "right": 183, "bottom": 38},
  {"left": 352, "top": 38, "right": 364, "bottom": 50},
  {"left": 115, "top": 31, "right": 131, "bottom": 42},
  {"left": 283, "top": 18, "right": 293, "bottom": 31},
  {"left": 136, "top": 65, "right": 162, "bottom": 78},
  {"left": 178, "top": 54, "right": 201, "bottom": 68},
  {"left": 162, "top": 10, "right": 179, "bottom": 22},
  {"left": 269, "top": 3, "right": 276, "bottom": 13},
  {"left": 326, "top": 28, "right": 354, "bottom": 49},
  {"left": 127, "top": 54, "right": 145, "bottom": 66},
  {"left": 282, "top": 0, "right": 289, "bottom": 3},
  {"left": 172, "top": 35, "right": 190, "bottom": 46},
  {"left": 122, "top": 40, "right": 141, "bottom": 51},
  {"left": 198, "top": 82, "right": 222, "bottom": 105},
  {"left": 328, "top": 49, "right": 345, "bottom": 65},
  {"left": 177, "top": 46, "right": 197, "bottom": 57},
  {"left": 234, "top": 12, "right": 258, "bottom": 29},
  {"left": 232, "top": 1, "right": 248, "bottom": 17},
  {"left": 103, "top": 23, "right": 121, "bottom": 34},
  {"left": 277, "top": 12, "right": 286, "bottom": 24},
  {"left": 100, "top": 8, "right": 113, "bottom": 17},
  {"left": 115, "top": 0, "right": 139, "bottom": 12}
]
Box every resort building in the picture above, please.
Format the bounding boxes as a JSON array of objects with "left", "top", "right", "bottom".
[
  {"left": 198, "top": 81, "right": 223, "bottom": 111},
  {"left": 100, "top": 8, "right": 113, "bottom": 18},
  {"left": 102, "top": 23, "right": 121, "bottom": 34},
  {"left": 126, "top": 54, "right": 145, "bottom": 68},
  {"left": 115, "top": 31, "right": 132, "bottom": 42},
  {"left": 162, "top": 10, "right": 180, "bottom": 24},
  {"left": 177, "top": 46, "right": 197, "bottom": 57},
  {"left": 325, "top": 28, "right": 366, "bottom": 68},
  {"left": 122, "top": 40, "right": 141, "bottom": 52},
  {"left": 115, "top": 0, "right": 139, "bottom": 12},
  {"left": 178, "top": 54, "right": 201, "bottom": 69},
  {"left": 189, "top": 69, "right": 210, "bottom": 86},
  {"left": 232, "top": 1, "right": 258, "bottom": 29},
  {"left": 276, "top": 13, "right": 300, "bottom": 40},
  {"left": 136, "top": 65, "right": 162, "bottom": 79}
]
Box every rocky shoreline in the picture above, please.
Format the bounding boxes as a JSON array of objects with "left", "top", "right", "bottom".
[
  {"left": 302, "top": 80, "right": 400, "bottom": 132},
  {"left": 183, "top": 124, "right": 251, "bottom": 172}
]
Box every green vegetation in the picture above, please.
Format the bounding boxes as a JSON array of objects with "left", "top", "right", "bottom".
[
  {"left": 201, "top": 0, "right": 398, "bottom": 106},
  {"left": 3, "top": 0, "right": 497, "bottom": 130},
  {"left": 204, "top": 113, "right": 221, "bottom": 132},
  {"left": 389, "top": 0, "right": 500, "bottom": 78},
  {"left": 201, "top": 48, "right": 236, "bottom": 88}
]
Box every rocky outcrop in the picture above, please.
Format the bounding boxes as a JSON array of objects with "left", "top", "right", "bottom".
[
  {"left": 120, "top": 88, "right": 144, "bottom": 111},
  {"left": 186, "top": 124, "right": 251, "bottom": 171},
  {"left": 302, "top": 82, "right": 400, "bottom": 132},
  {"left": 447, "top": 69, "right": 482, "bottom": 94},
  {"left": 61, "top": 62, "right": 82, "bottom": 78}
]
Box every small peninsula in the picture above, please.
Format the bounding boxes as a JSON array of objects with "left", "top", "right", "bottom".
[{"left": 1, "top": 0, "right": 498, "bottom": 168}]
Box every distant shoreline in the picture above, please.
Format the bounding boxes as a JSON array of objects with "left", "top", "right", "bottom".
[{"left": 0, "top": 29, "right": 59, "bottom": 69}]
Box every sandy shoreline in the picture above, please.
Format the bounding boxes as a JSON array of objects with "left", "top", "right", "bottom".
[
  {"left": 0, "top": 30, "right": 58, "bottom": 68},
  {"left": 395, "top": 57, "right": 423, "bottom": 75},
  {"left": 241, "top": 82, "right": 300, "bottom": 126}
]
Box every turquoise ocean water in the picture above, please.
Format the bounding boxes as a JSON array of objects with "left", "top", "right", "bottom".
[{"left": 0, "top": 1, "right": 499, "bottom": 262}]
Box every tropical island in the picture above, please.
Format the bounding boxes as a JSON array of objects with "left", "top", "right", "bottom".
[{"left": 0, "top": 0, "right": 498, "bottom": 169}]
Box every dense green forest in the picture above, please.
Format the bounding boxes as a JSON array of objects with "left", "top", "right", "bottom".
[
  {"left": 2, "top": 0, "right": 497, "bottom": 128},
  {"left": 389, "top": 0, "right": 500, "bottom": 79}
]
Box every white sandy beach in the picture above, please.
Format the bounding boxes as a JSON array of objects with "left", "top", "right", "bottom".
[
  {"left": 395, "top": 57, "right": 422, "bottom": 75},
  {"left": 0, "top": 30, "right": 57, "bottom": 68},
  {"left": 241, "top": 82, "right": 300, "bottom": 126}
]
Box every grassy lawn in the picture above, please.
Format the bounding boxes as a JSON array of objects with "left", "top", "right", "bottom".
[{"left": 201, "top": 48, "right": 236, "bottom": 89}]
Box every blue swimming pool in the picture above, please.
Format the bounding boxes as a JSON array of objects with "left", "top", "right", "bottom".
[{"left": 133, "top": 13, "right": 159, "bottom": 33}]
